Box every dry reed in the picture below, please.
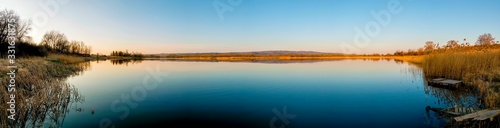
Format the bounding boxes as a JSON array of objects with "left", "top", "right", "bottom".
[
  {"left": 0, "top": 58, "right": 86, "bottom": 127},
  {"left": 422, "top": 46, "right": 500, "bottom": 107}
]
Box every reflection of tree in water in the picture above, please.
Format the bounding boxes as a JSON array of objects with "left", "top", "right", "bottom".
[
  {"left": 393, "top": 59, "right": 404, "bottom": 64},
  {"left": 0, "top": 59, "right": 87, "bottom": 127},
  {"left": 110, "top": 59, "right": 143, "bottom": 66},
  {"left": 70, "top": 61, "right": 92, "bottom": 77}
]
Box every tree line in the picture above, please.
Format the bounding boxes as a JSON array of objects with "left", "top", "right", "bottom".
[
  {"left": 0, "top": 8, "right": 92, "bottom": 58},
  {"left": 39, "top": 30, "right": 92, "bottom": 56},
  {"left": 110, "top": 50, "right": 144, "bottom": 57},
  {"left": 393, "top": 33, "right": 498, "bottom": 56}
]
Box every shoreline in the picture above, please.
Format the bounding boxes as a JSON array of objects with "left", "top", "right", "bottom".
[{"left": 85, "top": 55, "right": 424, "bottom": 63}]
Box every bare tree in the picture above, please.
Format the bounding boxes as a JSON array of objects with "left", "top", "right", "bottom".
[
  {"left": 40, "top": 30, "right": 68, "bottom": 52},
  {"left": 424, "top": 41, "right": 436, "bottom": 52},
  {"left": 69, "top": 40, "right": 81, "bottom": 54},
  {"left": 57, "top": 40, "right": 70, "bottom": 53},
  {"left": 15, "top": 19, "right": 32, "bottom": 42},
  {"left": 0, "top": 9, "right": 38, "bottom": 57},
  {"left": 477, "top": 33, "right": 495, "bottom": 46},
  {"left": 446, "top": 40, "right": 459, "bottom": 48},
  {"left": 0, "top": 9, "right": 18, "bottom": 44},
  {"left": 0, "top": 9, "right": 31, "bottom": 44},
  {"left": 67, "top": 40, "right": 93, "bottom": 55},
  {"left": 1, "top": 9, "right": 90, "bottom": 57}
]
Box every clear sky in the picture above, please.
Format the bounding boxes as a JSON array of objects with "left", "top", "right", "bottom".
[{"left": 1, "top": 0, "right": 499, "bottom": 54}]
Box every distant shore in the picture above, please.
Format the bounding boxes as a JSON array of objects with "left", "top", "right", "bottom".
[
  {"left": 138, "top": 55, "right": 424, "bottom": 63},
  {"left": 73, "top": 53, "right": 424, "bottom": 64}
]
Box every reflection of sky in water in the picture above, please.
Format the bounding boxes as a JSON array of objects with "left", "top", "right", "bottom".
[{"left": 63, "top": 60, "right": 467, "bottom": 127}]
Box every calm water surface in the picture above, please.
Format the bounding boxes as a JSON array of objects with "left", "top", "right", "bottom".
[{"left": 61, "top": 59, "right": 476, "bottom": 128}]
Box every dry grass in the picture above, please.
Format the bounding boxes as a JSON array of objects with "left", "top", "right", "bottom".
[
  {"left": 391, "top": 56, "right": 424, "bottom": 64},
  {"left": 0, "top": 58, "right": 85, "bottom": 127},
  {"left": 423, "top": 51, "right": 500, "bottom": 80},
  {"left": 47, "top": 54, "right": 85, "bottom": 64},
  {"left": 421, "top": 46, "right": 500, "bottom": 107}
]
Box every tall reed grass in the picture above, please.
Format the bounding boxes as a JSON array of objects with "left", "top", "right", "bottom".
[
  {"left": 423, "top": 51, "right": 500, "bottom": 80},
  {"left": 0, "top": 58, "right": 86, "bottom": 127},
  {"left": 422, "top": 47, "right": 500, "bottom": 107}
]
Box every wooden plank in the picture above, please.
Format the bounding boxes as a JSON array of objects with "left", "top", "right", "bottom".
[
  {"left": 440, "top": 80, "right": 462, "bottom": 85},
  {"left": 428, "top": 78, "right": 462, "bottom": 89},
  {"left": 454, "top": 110, "right": 500, "bottom": 122},
  {"left": 432, "top": 78, "right": 446, "bottom": 81}
]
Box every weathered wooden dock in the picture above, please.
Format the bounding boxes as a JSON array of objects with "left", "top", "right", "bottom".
[
  {"left": 427, "top": 105, "right": 480, "bottom": 116},
  {"left": 454, "top": 109, "right": 500, "bottom": 122},
  {"left": 427, "top": 105, "right": 500, "bottom": 122},
  {"left": 427, "top": 78, "right": 462, "bottom": 89}
]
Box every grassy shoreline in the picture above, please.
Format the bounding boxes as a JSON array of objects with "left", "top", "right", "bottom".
[
  {"left": 420, "top": 47, "right": 500, "bottom": 107},
  {"left": 0, "top": 58, "right": 85, "bottom": 127}
]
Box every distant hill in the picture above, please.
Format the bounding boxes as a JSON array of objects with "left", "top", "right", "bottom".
[{"left": 153, "top": 50, "right": 341, "bottom": 56}]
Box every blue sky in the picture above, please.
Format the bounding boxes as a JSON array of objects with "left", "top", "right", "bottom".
[{"left": 1, "top": 0, "right": 499, "bottom": 54}]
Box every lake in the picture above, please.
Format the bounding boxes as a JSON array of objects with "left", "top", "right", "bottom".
[{"left": 59, "top": 59, "right": 479, "bottom": 128}]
